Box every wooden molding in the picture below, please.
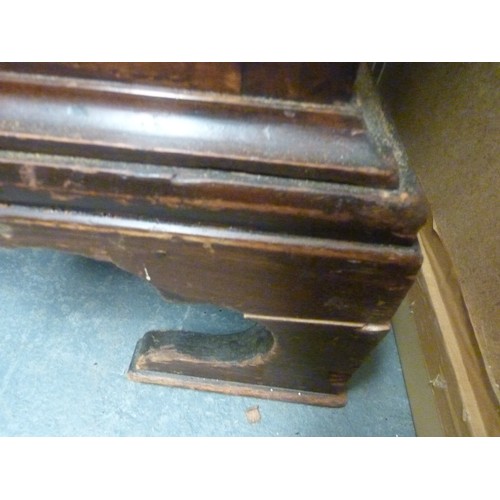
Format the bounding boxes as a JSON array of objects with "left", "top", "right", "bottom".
[
  {"left": 395, "top": 219, "right": 500, "bottom": 436},
  {"left": 0, "top": 63, "right": 428, "bottom": 406}
]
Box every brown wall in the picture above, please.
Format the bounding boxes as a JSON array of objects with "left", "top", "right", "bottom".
[{"left": 379, "top": 63, "right": 500, "bottom": 401}]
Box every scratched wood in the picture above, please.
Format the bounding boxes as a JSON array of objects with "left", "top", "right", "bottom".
[
  {"left": 0, "top": 205, "right": 421, "bottom": 323},
  {"left": 0, "top": 62, "right": 243, "bottom": 94},
  {"left": 0, "top": 63, "right": 426, "bottom": 405},
  {"left": 128, "top": 320, "right": 389, "bottom": 408},
  {"left": 0, "top": 70, "right": 397, "bottom": 188},
  {"left": 0, "top": 65, "right": 426, "bottom": 243},
  {"left": 0, "top": 153, "right": 426, "bottom": 245},
  {"left": 0, "top": 62, "right": 359, "bottom": 103}
]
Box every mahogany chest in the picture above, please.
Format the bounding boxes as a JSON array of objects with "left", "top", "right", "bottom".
[{"left": 0, "top": 63, "right": 426, "bottom": 406}]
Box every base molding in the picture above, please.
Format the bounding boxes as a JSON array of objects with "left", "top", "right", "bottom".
[
  {"left": 393, "top": 220, "right": 500, "bottom": 435},
  {"left": 128, "top": 370, "right": 348, "bottom": 408},
  {"left": 127, "top": 317, "right": 388, "bottom": 408}
]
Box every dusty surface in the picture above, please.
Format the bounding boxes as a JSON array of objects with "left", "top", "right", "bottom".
[
  {"left": 380, "top": 63, "right": 500, "bottom": 396},
  {"left": 0, "top": 248, "right": 414, "bottom": 436}
]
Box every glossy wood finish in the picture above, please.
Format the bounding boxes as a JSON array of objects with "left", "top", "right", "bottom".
[
  {"left": 0, "top": 62, "right": 242, "bottom": 93},
  {"left": 0, "top": 62, "right": 358, "bottom": 103},
  {"left": 0, "top": 65, "right": 426, "bottom": 243},
  {"left": 0, "top": 71, "right": 397, "bottom": 187},
  {"left": 0, "top": 63, "right": 427, "bottom": 406}
]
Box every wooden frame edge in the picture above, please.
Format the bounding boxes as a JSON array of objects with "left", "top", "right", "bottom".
[{"left": 393, "top": 220, "right": 500, "bottom": 436}]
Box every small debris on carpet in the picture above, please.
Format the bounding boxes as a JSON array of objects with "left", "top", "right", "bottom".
[{"left": 245, "top": 405, "right": 261, "bottom": 424}]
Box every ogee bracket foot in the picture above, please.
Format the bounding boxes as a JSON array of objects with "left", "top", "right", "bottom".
[{"left": 128, "top": 317, "right": 389, "bottom": 408}]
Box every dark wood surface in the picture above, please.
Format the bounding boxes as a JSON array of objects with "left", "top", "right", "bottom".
[
  {"left": 241, "top": 63, "right": 358, "bottom": 102},
  {"left": 0, "top": 70, "right": 397, "bottom": 187},
  {"left": 0, "top": 151, "right": 425, "bottom": 244},
  {"left": 0, "top": 205, "right": 421, "bottom": 323},
  {"left": 0, "top": 62, "right": 358, "bottom": 103},
  {"left": 0, "top": 63, "right": 427, "bottom": 405},
  {"left": 0, "top": 62, "right": 243, "bottom": 94},
  {"left": 0, "top": 65, "right": 427, "bottom": 243},
  {"left": 129, "top": 319, "right": 388, "bottom": 408}
]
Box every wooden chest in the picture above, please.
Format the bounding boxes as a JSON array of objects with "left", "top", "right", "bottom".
[{"left": 0, "top": 63, "right": 427, "bottom": 406}]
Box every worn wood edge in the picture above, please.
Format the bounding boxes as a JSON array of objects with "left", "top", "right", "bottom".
[
  {"left": 0, "top": 135, "right": 388, "bottom": 187},
  {"left": 125, "top": 317, "right": 386, "bottom": 408},
  {"left": 127, "top": 368, "right": 347, "bottom": 408},
  {"left": 0, "top": 204, "right": 422, "bottom": 267},
  {"left": 0, "top": 149, "right": 405, "bottom": 197},
  {"left": 244, "top": 313, "right": 365, "bottom": 328},
  {"left": 0, "top": 69, "right": 360, "bottom": 116},
  {"left": 0, "top": 71, "right": 398, "bottom": 187},
  {"left": 0, "top": 63, "right": 244, "bottom": 94},
  {"left": 9, "top": 62, "right": 355, "bottom": 105},
  {"left": 0, "top": 205, "right": 420, "bottom": 322},
  {"left": 355, "top": 64, "right": 429, "bottom": 229},
  {"left": 402, "top": 221, "right": 500, "bottom": 436},
  {"left": 245, "top": 313, "right": 390, "bottom": 331},
  {"left": 126, "top": 318, "right": 387, "bottom": 408},
  {"left": 0, "top": 150, "right": 425, "bottom": 242}
]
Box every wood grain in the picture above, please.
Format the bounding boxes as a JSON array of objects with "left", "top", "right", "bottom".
[
  {"left": 0, "top": 63, "right": 426, "bottom": 405},
  {"left": 0, "top": 62, "right": 242, "bottom": 93},
  {"left": 407, "top": 221, "right": 500, "bottom": 435},
  {"left": 0, "top": 205, "right": 421, "bottom": 323},
  {"left": 128, "top": 318, "right": 388, "bottom": 407},
  {"left": 0, "top": 62, "right": 358, "bottom": 103},
  {"left": 242, "top": 63, "right": 358, "bottom": 102},
  {"left": 0, "top": 152, "right": 426, "bottom": 244},
  {"left": 0, "top": 70, "right": 398, "bottom": 188}
]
